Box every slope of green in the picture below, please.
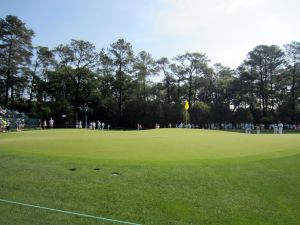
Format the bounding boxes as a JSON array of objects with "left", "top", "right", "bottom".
[
  {"left": 0, "top": 129, "right": 299, "bottom": 162},
  {"left": 0, "top": 129, "right": 300, "bottom": 225}
]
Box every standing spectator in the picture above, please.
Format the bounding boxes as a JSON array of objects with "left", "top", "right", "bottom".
[
  {"left": 245, "top": 123, "right": 249, "bottom": 133},
  {"left": 256, "top": 124, "right": 260, "bottom": 134},
  {"left": 273, "top": 123, "right": 278, "bottom": 134},
  {"left": 21, "top": 119, "right": 25, "bottom": 131},
  {"left": 49, "top": 118, "right": 54, "bottom": 128},
  {"left": 16, "top": 119, "right": 21, "bottom": 131},
  {"left": 278, "top": 121, "right": 283, "bottom": 134},
  {"left": 43, "top": 120, "right": 47, "bottom": 129},
  {"left": 260, "top": 123, "right": 265, "bottom": 131},
  {"left": 101, "top": 122, "right": 105, "bottom": 130},
  {"left": 6, "top": 120, "right": 10, "bottom": 132}
]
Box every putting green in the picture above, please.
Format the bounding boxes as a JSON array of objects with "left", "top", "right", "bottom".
[
  {"left": 0, "top": 129, "right": 299, "bottom": 162},
  {"left": 1, "top": 129, "right": 300, "bottom": 225}
]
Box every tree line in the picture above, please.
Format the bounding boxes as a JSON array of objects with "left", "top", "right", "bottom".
[{"left": 1, "top": 15, "right": 300, "bottom": 128}]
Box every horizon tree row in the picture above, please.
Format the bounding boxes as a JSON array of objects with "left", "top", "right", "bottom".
[{"left": 1, "top": 15, "right": 300, "bottom": 127}]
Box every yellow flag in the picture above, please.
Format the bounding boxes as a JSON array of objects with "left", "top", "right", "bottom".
[{"left": 184, "top": 100, "right": 189, "bottom": 111}]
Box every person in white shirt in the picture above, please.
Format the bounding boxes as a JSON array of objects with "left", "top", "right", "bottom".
[
  {"left": 278, "top": 121, "right": 283, "bottom": 134},
  {"left": 49, "top": 118, "right": 54, "bottom": 128},
  {"left": 256, "top": 125, "right": 260, "bottom": 134},
  {"left": 43, "top": 119, "right": 47, "bottom": 129}
]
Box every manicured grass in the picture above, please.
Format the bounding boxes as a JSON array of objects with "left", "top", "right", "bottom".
[{"left": 0, "top": 129, "right": 300, "bottom": 225}]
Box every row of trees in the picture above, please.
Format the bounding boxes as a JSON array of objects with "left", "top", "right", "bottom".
[{"left": 1, "top": 15, "right": 300, "bottom": 128}]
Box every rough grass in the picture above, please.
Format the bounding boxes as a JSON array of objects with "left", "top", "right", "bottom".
[{"left": 0, "top": 129, "right": 300, "bottom": 225}]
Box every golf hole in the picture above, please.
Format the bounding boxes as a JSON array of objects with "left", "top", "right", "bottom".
[
  {"left": 111, "top": 172, "right": 120, "bottom": 176},
  {"left": 69, "top": 168, "right": 77, "bottom": 171},
  {"left": 94, "top": 168, "right": 100, "bottom": 171}
]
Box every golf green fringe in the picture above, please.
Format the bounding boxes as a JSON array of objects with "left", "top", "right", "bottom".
[{"left": 0, "top": 198, "right": 141, "bottom": 225}]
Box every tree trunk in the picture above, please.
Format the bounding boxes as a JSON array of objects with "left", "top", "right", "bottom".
[
  {"left": 10, "top": 84, "right": 14, "bottom": 101},
  {"left": 28, "top": 79, "right": 34, "bottom": 110},
  {"left": 5, "top": 42, "right": 13, "bottom": 107},
  {"left": 263, "top": 58, "right": 268, "bottom": 115},
  {"left": 118, "top": 63, "right": 123, "bottom": 126},
  {"left": 143, "top": 78, "right": 146, "bottom": 102},
  {"left": 188, "top": 72, "right": 192, "bottom": 104},
  {"left": 259, "top": 65, "right": 265, "bottom": 116},
  {"left": 73, "top": 72, "right": 81, "bottom": 124},
  {"left": 73, "top": 84, "right": 80, "bottom": 124},
  {"left": 163, "top": 69, "right": 170, "bottom": 103},
  {"left": 270, "top": 65, "right": 274, "bottom": 113},
  {"left": 166, "top": 75, "right": 170, "bottom": 103},
  {"left": 193, "top": 79, "right": 197, "bottom": 104},
  {"left": 177, "top": 80, "right": 180, "bottom": 102},
  {"left": 291, "top": 56, "right": 296, "bottom": 123},
  {"left": 28, "top": 62, "right": 38, "bottom": 111}
]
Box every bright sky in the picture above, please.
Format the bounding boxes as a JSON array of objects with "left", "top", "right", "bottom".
[{"left": 1, "top": 0, "right": 300, "bottom": 69}]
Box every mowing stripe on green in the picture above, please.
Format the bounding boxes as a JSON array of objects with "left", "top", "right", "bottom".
[{"left": 0, "top": 198, "right": 141, "bottom": 225}]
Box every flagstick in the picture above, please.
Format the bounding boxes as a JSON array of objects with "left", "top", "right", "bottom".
[
  {"left": 185, "top": 110, "right": 187, "bottom": 128},
  {"left": 184, "top": 100, "right": 189, "bottom": 128}
]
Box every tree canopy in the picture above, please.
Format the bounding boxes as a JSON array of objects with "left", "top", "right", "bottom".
[{"left": 1, "top": 15, "right": 300, "bottom": 128}]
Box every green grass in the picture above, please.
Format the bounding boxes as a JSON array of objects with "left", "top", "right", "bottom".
[{"left": 0, "top": 129, "right": 300, "bottom": 225}]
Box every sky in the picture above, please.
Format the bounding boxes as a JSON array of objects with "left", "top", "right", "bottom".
[{"left": 1, "top": 0, "right": 300, "bottom": 69}]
